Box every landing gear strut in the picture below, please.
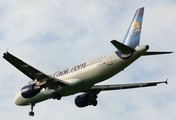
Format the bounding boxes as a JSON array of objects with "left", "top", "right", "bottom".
[{"left": 29, "top": 103, "right": 35, "bottom": 116}]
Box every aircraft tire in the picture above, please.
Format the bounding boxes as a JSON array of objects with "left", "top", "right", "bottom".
[
  {"left": 92, "top": 100, "right": 98, "bottom": 106},
  {"left": 29, "top": 111, "right": 34, "bottom": 116},
  {"left": 52, "top": 92, "right": 62, "bottom": 100}
]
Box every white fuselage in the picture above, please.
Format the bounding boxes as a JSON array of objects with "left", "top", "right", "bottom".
[{"left": 14, "top": 45, "right": 148, "bottom": 106}]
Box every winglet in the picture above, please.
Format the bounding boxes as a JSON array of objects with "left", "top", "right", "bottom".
[
  {"left": 4, "top": 48, "right": 9, "bottom": 55},
  {"left": 165, "top": 79, "right": 168, "bottom": 84}
]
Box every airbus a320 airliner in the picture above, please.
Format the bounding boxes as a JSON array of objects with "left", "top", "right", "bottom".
[{"left": 3, "top": 7, "right": 172, "bottom": 116}]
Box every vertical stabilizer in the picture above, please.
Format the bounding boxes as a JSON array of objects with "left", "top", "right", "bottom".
[{"left": 122, "top": 7, "right": 144, "bottom": 49}]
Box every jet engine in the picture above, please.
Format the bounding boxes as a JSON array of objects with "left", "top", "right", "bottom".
[
  {"left": 75, "top": 93, "right": 98, "bottom": 108},
  {"left": 21, "top": 83, "right": 43, "bottom": 98}
]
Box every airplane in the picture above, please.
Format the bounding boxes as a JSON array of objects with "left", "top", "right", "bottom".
[{"left": 3, "top": 7, "right": 172, "bottom": 116}]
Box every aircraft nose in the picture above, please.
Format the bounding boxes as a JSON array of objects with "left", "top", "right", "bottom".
[{"left": 14, "top": 90, "right": 26, "bottom": 106}]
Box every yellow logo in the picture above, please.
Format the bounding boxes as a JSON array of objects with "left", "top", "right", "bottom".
[{"left": 131, "top": 21, "right": 140, "bottom": 37}]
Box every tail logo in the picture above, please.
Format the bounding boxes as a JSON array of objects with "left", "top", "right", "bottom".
[{"left": 131, "top": 21, "right": 140, "bottom": 37}]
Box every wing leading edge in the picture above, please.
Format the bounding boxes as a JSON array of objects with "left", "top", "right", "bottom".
[
  {"left": 90, "top": 80, "right": 168, "bottom": 93},
  {"left": 3, "top": 52, "right": 69, "bottom": 87}
]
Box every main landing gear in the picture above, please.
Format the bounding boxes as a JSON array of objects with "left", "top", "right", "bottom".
[
  {"left": 52, "top": 92, "right": 62, "bottom": 100},
  {"left": 90, "top": 94, "right": 98, "bottom": 106},
  {"left": 92, "top": 99, "right": 98, "bottom": 106},
  {"left": 29, "top": 103, "right": 35, "bottom": 116}
]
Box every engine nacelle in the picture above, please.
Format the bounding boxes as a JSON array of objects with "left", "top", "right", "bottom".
[
  {"left": 75, "top": 93, "right": 89, "bottom": 107},
  {"left": 21, "top": 83, "right": 42, "bottom": 98}
]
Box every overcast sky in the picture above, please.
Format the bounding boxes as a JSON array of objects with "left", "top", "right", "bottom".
[{"left": 0, "top": 0, "right": 176, "bottom": 120}]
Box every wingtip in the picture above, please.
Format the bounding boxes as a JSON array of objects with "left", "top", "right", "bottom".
[
  {"left": 165, "top": 79, "right": 168, "bottom": 84},
  {"left": 4, "top": 48, "right": 9, "bottom": 54},
  {"left": 166, "top": 51, "right": 173, "bottom": 54},
  {"left": 3, "top": 48, "right": 9, "bottom": 56}
]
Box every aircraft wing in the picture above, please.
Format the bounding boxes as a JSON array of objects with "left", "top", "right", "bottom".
[
  {"left": 3, "top": 52, "right": 69, "bottom": 87},
  {"left": 90, "top": 80, "right": 167, "bottom": 94}
]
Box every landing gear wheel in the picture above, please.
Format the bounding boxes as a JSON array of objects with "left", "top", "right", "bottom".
[
  {"left": 56, "top": 94, "right": 61, "bottom": 100},
  {"left": 52, "top": 92, "right": 62, "bottom": 100},
  {"left": 92, "top": 100, "right": 98, "bottom": 106},
  {"left": 29, "top": 111, "right": 34, "bottom": 116},
  {"left": 52, "top": 92, "right": 57, "bottom": 99}
]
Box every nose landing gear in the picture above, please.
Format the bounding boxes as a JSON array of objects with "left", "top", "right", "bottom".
[{"left": 29, "top": 103, "right": 35, "bottom": 116}]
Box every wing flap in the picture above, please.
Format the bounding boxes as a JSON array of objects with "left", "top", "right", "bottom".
[{"left": 90, "top": 80, "right": 167, "bottom": 92}]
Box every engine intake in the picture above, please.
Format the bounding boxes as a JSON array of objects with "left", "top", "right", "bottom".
[
  {"left": 75, "top": 93, "right": 98, "bottom": 107},
  {"left": 21, "top": 83, "right": 42, "bottom": 98},
  {"left": 75, "top": 93, "right": 89, "bottom": 107}
]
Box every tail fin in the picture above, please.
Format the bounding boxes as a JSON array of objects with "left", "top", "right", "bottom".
[{"left": 122, "top": 7, "right": 144, "bottom": 49}]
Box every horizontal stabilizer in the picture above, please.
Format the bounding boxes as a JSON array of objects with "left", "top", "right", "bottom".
[
  {"left": 143, "top": 51, "right": 173, "bottom": 56},
  {"left": 111, "top": 40, "right": 135, "bottom": 54}
]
